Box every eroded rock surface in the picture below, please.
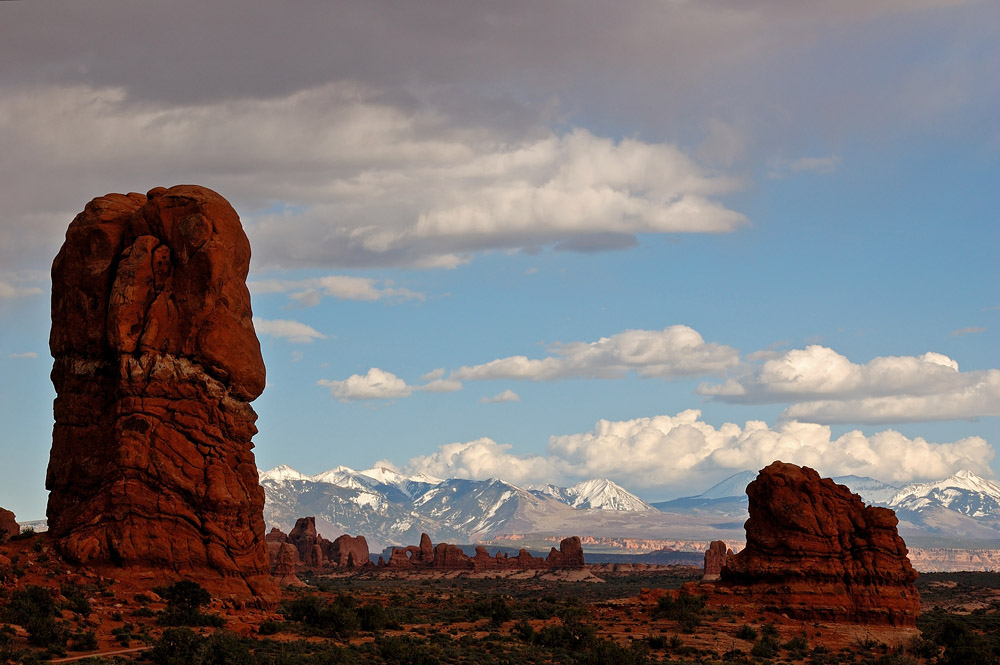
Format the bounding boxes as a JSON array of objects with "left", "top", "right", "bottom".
[
  {"left": 720, "top": 461, "right": 919, "bottom": 625},
  {"left": 46, "top": 185, "right": 276, "bottom": 604},
  {"left": 275, "top": 519, "right": 371, "bottom": 570}
]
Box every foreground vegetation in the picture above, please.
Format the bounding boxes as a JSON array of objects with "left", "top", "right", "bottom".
[{"left": 2, "top": 542, "right": 999, "bottom": 665}]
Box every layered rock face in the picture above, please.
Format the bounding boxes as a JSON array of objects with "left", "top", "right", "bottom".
[
  {"left": 46, "top": 185, "right": 276, "bottom": 603},
  {"left": 720, "top": 461, "right": 919, "bottom": 625},
  {"left": 381, "top": 534, "right": 585, "bottom": 571}
]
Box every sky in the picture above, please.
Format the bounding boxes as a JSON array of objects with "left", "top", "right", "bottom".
[{"left": 1, "top": 0, "right": 998, "bottom": 520}]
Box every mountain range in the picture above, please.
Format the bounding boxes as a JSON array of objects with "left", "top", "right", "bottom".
[{"left": 260, "top": 464, "right": 1000, "bottom": 555}]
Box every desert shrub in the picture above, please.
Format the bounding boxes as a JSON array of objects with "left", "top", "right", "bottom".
[
  {"left": 468, "top": 595, "right": 513, "bottom": 627},
  {"left": 735, "top": 624, "right": 757, "bottom": 641},
  {"left": 785, "top": 632, "right": 810, "bottom": 655},
  {"left": 751, "top": 634, "right": 780, "bottom": 659},
  {"left": 576, "top": 638, "right": 650, "bottom": 665},
  {"left": 60, "top": 582, "right": 93, "bottom": 617},
  {"left": 70, "top": 629, "right": 98, "bottom": 651},
  {"left": 258, "top": 619, "right": 280, "bottom": 635},
  {"left": 356, "top": 603, "right": 399, "bottom": 632},
  {"left": 111, "top": 623, "right": 134, "bottom": 647},
  {"left": 150, "top": 627, "right": 203, "bottom": 665},
  {"left": 1, "top": 584, "right": 57, "bottom": 625},
  {"left": 201, "top": 631, "right": 255, "bottom": 665},
  {"left": 155, "top": 580, "right": 223, "bottom": 627},
  {"left": 654, "top": 589, "right": 706, "bottom": 632},
  {"left": 282, "top": 594, "right": 360, "bottom": 638},
  {"left": 378, "top": 636, "right": 442, "bottom": 665},
  {"left": 532, "top": 618, "right": 597, "bottom": 651}
]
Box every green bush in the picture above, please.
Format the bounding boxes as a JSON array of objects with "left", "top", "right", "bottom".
[{"left": 735, "top": 624, "right": 757, "bottom": 641}]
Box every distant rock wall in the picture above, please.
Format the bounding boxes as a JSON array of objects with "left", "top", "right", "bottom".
[
  {"left": 720, "top": 461, "right": 920, "bottom": 626},
  {"left": 46, "top": 186, "right": 276, "bottom": 604},
  {"left": 269, "top": 518, "right": 372, "bottom": 571},
  {"left": 380, "top": 533, "right": 585, "bottom": 571}
]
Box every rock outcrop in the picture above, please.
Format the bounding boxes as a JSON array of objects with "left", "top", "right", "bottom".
[
  {"left": 0, "top": 507, "right": 18, "bottom": 541},
  {"left": 703, "top": 540, "right": 732, "bottom": 580},
  {"left": 272, "top": 519, "right": 371, "bottom": 570},
  {"left": 381, "top": 534, "right": 585, "bottom": 571},
  {"left": 719, "top": 461, "right": 919, "bottom": 625},
  {"left": 46, "top": 185, "right": 276, "bottom": 604}
]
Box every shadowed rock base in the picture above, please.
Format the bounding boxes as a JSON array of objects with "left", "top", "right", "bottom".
[{"left": 46, "top": 185, "right": 276, "bottom": 606}]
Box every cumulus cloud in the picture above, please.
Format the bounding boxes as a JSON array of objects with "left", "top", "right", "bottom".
[
  {"left": 404, "top": 438, "right": 557, "bottom": 487},
  {"left": 402, "top": 409, "right": 995, "bottom": 492},
  {"left": 699, "top": 345, "right": 1000, "bottom": 424},
  {"left": 252, "top": 317, "right": 327, "bottom": 344},
  {"left": 319, "top": 367, "right": 462, "bottom": 401},
  {"left": 319, "top": 368, "right": 413, "bottom": 402},
  {"left": 250, "top": 275, "right": 424, "bottom": 306},
  {"left": 453, "top": 325, "right": 739, "bottom": 382},
  {"left": 481, "top": 389, "right": 520, "bottom": 404}
]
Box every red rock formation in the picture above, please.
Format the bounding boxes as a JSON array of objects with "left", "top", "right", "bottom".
[
  {"left": 719, "top": 461, "right": 919, "bottom": 626},
  {"left": 267, "top": 541, "right": 302, "bottom": 587},
  {"left": 288, "top": 517, "right": 326, "bottom": 566},
  {"left": 546, "top": 537, "right": 585, "bottom": 568},
  {"left": 703, "top": 540, "right": 732, "bottom": 580},
  {"left": 381, "top": 534, "right": 585, "bottom": 571},
  {"left": 329, "top": 534, "right": 370, "bottom": 568},
  {"left": 0, "top": 507, "right": 18, "bottom": 541},
  {"left": 46, "top": 185, "right": 276, "bottom": 604}
]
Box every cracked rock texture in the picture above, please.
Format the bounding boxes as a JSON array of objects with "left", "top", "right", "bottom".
[{"left": 46, "top": 185, "right": 276, "bottom": 604}]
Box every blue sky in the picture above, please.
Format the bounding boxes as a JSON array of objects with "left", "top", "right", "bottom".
[{"left": 1, "top": 0, "right": 998, "bottom": 519}]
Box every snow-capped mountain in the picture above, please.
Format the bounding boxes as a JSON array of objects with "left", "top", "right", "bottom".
[
  {"left": 531, "top": 478, "right": 655, "bottom": 512},
  {"left": 889, "top": 470, "right": 1000, "bottom": 518},
  {"left": 260, "top": 464, "right": 1000, "bottom": 553}
]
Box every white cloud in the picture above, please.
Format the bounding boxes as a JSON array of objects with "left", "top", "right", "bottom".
[
  {"left": 9, "top": 352, "right": 38, "bottom": 359},
  {"left": 404, "top": 438, "right": 557, "bottom": 487},
  {"left": 401, "top": 409, "right": 994, "bottom": 492},
  {"left": 952, "top": 326, "right": 986, "bottom": 337},
  {"left": 698, "top": 345, "right": 1000, "bottom": 424},
  {"left": 0, "top": 281, "right": 43, "bottom": 299},
  {"left": 0, "top": 82, "right": 746, "bottom": 274},
  {"left": 252, "top": 317, "right": 327, "bottom": 344},
  {"left": 419, "top": 378, "right": 464, "bottom": 393},
  {"left": 319, "top": 368, "right": 413, "bottom": 402},
  {"left": 453, "top": 325, "right": 739, "bottom": 382},
  {"left": 481, "top": 389, "right": 520, "bottom": 404},
  {"left": 250, "top": 275, "right": 424, "bottom": 306}
]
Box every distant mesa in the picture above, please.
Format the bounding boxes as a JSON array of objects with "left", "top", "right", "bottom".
[
  {"left": 380, "top": 533, "right": 585, "bottom": 571},
  {"left": 712, "top": 461, "right": 920, "bottom": 626},
  {"left": 46, "top": 185, "right": 276, "bottom": 605}
]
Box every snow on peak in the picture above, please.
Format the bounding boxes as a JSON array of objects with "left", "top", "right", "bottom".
[
  {"left": 698, "top": 470, "right": 757, "bottom": 500},
  {"left": 890, "top": 470, "right": 1000, "bottom": 504},
  {"left": 359, "top": 466, "right": 407, "bottom": 484},
  {"left": 565, "top": 478, "right": 655, "bottom": 512},
  {"left": 259, "top": 464, "right": 311, "bottom": 482}
]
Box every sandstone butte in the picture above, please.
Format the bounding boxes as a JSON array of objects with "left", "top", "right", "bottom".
[
  {"left": 46, "top": 185, "right": 277, "bottom": 606},
  {"left": 380, "top": 533, "right": 585, "bottom": 571},
  {"left": 716, "top": 461, "right": 920, "bottom": 626},
  {"left": 0, "top": 507, "right": 18, "bottom": 542}
]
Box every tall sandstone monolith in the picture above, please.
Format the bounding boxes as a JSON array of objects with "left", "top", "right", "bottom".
[
  {"left": 46, "top": 185, "right": 277, "bottom": 604},
  {"left": 720, "top": 461, "right": 919, "bottom": 625}
]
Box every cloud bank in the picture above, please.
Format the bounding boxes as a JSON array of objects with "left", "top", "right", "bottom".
[
  {"left": 401, "top": 409, "right": 994, "bottom": 493},
  {"left": 699, "top": 345, "right": 1000, "bottom": 424},
  {"left": 253, "top": 317, "right": 327, "bottom": 344}
]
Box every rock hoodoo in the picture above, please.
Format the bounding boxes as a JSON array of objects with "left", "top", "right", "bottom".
[
  {"left": 719, "top": 461, "right": 919, "bottom": 625},
  {"left": 702, "top": 540, "right": 732, "bottom": 580},
  {"left": 46, "top": 185, "right": 276, "bottom": 604},
  {"left": 381, "top": 534, "right": 585, "bottom": 571}
]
